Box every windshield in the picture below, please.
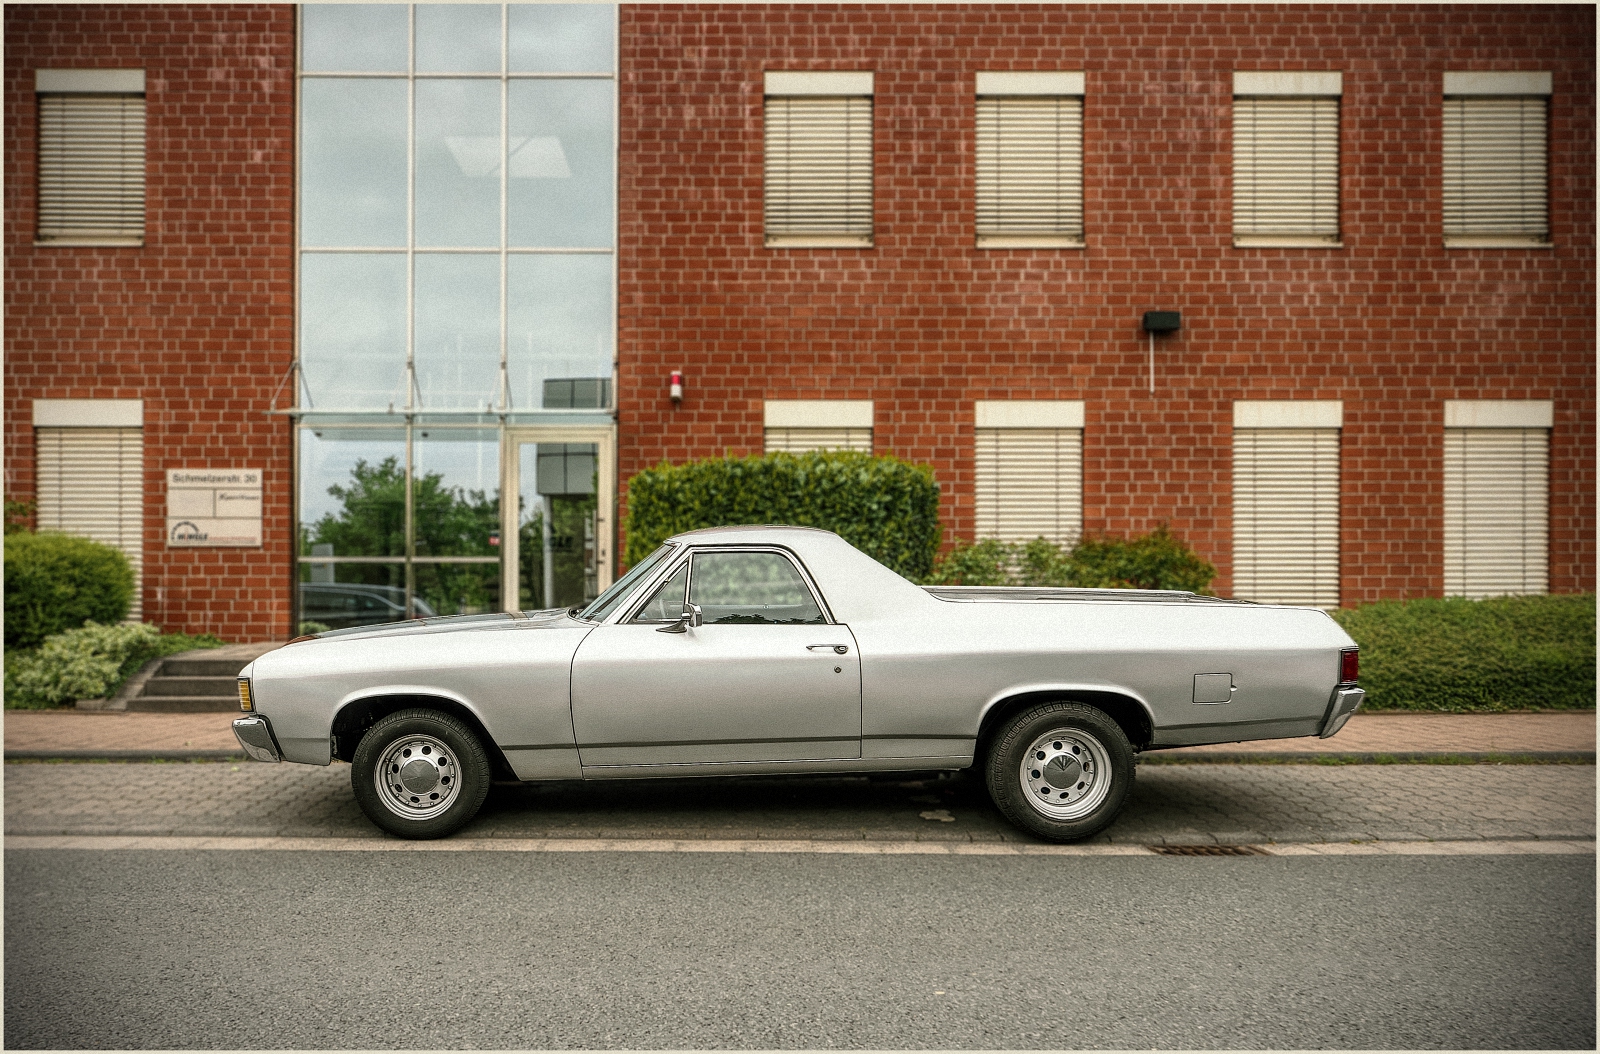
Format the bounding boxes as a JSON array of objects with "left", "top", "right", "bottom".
[{"left": 576, "top": 542, "right": 678, "bottom": 622}]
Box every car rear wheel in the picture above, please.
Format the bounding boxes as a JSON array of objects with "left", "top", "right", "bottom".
[
  {"left": 985, "top": 702, "right": 1134, "bottom": 842},
  {"left": 351, "top": 708, "right": 491, "bottom": 839}
]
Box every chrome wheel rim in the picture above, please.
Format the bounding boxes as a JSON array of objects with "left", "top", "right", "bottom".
[
  {"left": 374, "top": 733, "right": 460, "bottom": 820},
  {"left": 1018, "top": 727, "right": 1112, "bottom": 820}
]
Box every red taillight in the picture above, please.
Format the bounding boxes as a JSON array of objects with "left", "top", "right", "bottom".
[{"left": 1339, "top": 648, "right": 1359, "bottom": 684}]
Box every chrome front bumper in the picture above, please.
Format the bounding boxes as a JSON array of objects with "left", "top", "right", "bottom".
[
  {"left": 1318, "top": 686, "right": 1366, "bottom": 739},
  {"left": 233, "top": 715, "right": 283, "bottom": 763}
]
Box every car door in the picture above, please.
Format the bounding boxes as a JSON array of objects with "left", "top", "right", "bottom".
[{"left": 570, "top": 547, "right": 862, "bottom": 768}]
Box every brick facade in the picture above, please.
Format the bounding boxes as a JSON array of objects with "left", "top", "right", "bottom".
[
  {"left": 4, "top": 4, "right": 295, "bottom": 640},
  {"left": 616, "top": 4, "right": 1596, "bottom": 602}
]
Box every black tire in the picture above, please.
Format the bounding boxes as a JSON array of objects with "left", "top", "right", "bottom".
[
  {"left": 351, "top": 708, "right": 491, "bottom": 839},
  {"left": 985, "top": 702, "right": 1134, "bottom": 842}
]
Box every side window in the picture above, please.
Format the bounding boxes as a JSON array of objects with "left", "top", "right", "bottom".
[
  {"left": 631, "top": 562, "right": 689, "bottom": 622},
  {"left": 688, "top": 551, "right": 825, "bottom": 625}
]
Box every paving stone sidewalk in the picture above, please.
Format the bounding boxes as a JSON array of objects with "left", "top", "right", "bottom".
[
  {"left": 5, "top": 760, "right": 1593, "bottom": 846},
  {"left": 4, "top": 709, "right": 1594, "bottom": 758}
]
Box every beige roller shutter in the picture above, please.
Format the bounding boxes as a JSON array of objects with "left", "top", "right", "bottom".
[
  {"left": 1442, "top": 97, "right": 1548, "bottom": 241},
  {"left": 35, "top": 427, "right": 145, "bottom": 619},
  {"left": 763, "top": 427, "right": 872, "bottom": 454},
  {"left": 37, "top": 93, "right": 146, "bottom": 243},
  {"left": 764, "top": 95, "right": 873, "bottom": 246},
  {"left": 1443, "top": 428, "right": 1548, "bottom": 598},
  {"left": 974, "top": 428, "right": 1082, "bottom": 544},
  {"left": 1232, "top": 427, "right": 1340, "bottom": 607},
  {"left": 1232, "top": 97, "right": 1340, "bottom": 242},
  {"left": 975, "top": 96, "right": 1083, "bottom": 245}
]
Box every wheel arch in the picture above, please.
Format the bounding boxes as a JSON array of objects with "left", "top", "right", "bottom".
[
  {"left": 975, "top": 686, "right": 1155, "bottom": 758},
  {"left": 331, "top": 692, "right": 515, "bottom": 778}
]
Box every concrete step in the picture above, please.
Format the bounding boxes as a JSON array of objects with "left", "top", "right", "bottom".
[
  {"left": 162, "top": 658, "right": 252, "bottom": 678},
  {"left": 124, "top": 695, "right": 244, "bottom": 713},
  {"left": 140, "top": 676, "right": 239, "bottom": 698}
]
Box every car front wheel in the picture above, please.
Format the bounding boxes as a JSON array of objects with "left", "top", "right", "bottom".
[
  {"left": 351, "top": 708, "right": 491, "bottom": 839},
  {"left": 985, "top": 702, "right": 1134, "bottom": 842}
]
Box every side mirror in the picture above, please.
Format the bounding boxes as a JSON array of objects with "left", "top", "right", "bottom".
[{"left": 656, "top": 603, "right": 703, "bottom": 634}]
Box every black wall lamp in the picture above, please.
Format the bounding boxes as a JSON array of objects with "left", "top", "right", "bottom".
[{"left": 1141, "top": 311, "right": 1181, "bottom": 394}]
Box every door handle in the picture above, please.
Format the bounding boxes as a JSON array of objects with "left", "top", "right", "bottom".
[{"left": 808, "top": 644, "right": 849, "bottom": 655}]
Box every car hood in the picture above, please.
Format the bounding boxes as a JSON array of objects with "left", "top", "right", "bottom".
[{"left": 291, "top": 608, "right": 587, "bottom": 646}]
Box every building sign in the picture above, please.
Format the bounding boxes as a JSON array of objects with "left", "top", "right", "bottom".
[{"left": 166, "top": 468, "right": 262, "bottom": 547}]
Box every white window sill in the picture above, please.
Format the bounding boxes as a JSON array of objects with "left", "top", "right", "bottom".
[
  {"left": 976, "top": 235, "right": 1085, "bottom": 249},
  {"left": 1233, "top": 235, "right": 1342, "bottom": 248},
  {"left": 765, "top": 234, "right": 873, "bottom": 248},
  {"left": 1444, "top": 236, "right": 1553, "bottom": 249},
  {"left": 34, "top": 237, "right": 144, "bottom": 248}
]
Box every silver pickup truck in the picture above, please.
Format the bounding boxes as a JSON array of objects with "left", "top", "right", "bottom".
[{"left": 235, "top": 525, "right": 1363, "bottom": 841}]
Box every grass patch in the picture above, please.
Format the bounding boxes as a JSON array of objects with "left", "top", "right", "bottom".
[{"left": 1331, "top": 594, "right": 1595, "bottom": 712}]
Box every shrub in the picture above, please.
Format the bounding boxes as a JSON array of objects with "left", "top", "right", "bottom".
[
  {"left": 4, "top": 499, "right": 33, "bottom": 535},
  {"left": 4, "top": 623, "right": 225, "bottom": 709},
  {"left": 624, "top": 450, "right": 942, "bottom": 580},
  {"left": 4, "top": 532, "right": 135, "bottom": 648},
  {"left": 1331, "top": 594, "right": 1595, "bottom": 712},
  {"left": 298, "top": 620, "right": 332, "bottom": 636},
  {"left": 925, "top": 525, "right": 1218, "bottom": 593}
]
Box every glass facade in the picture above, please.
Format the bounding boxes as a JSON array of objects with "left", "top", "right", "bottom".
[{"left": 296, "top": 4, "right": 616, "bottom": 630}]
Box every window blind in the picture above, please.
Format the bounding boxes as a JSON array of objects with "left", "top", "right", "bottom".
[
  {"left": 764, "top": 95, "right": 873, "bottom": 246},
  {"left": 973, "top": 427, "right": 1083, "bottom": 544},
  {"left": 763, "top": 427, "right": 873, "bottom": 454},
  {"left": 1443, "top": 427, "right": 1548, "bottom": 597},
  {"left": 1232, "top": 97, "right": 1340, "bottom": 243},
  {"left": 35, "top": 427, "right": 145, "bottom": 619},
  {"left": 1232, "top": 427, "right": 1340, "bottom": 607},
  {"left": 975, "top": 96, "right": 1083, "bottom": 245},
  {"left": 37, "top": 93, "right": 146, "bottom": 243},
  {"left": 1442, "top": 96, "right": 1548, "bottom": 241}
]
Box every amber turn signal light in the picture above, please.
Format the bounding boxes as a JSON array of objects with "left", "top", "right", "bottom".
[{"left": 237, "top": 679, "right": 254, "bottom": 713}]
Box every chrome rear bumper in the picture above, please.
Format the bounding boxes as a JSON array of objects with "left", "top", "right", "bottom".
[
  {"left": 233, "top": 715, "right": 283, "bottom": 763},
  {"left": 1318, "top": 686, "right": 1366, "bottom": 739}
]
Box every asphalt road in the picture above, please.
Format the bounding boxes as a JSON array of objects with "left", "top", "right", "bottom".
[{"left": 4, "top": 848, "right": 1593, "bottom": 1049}]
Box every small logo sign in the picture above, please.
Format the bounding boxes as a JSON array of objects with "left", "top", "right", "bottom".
[{"left": 170, "top": 520, "right": 208, "bottom": 543}]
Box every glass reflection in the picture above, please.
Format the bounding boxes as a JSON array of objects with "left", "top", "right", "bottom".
[
  {"left": 416, "top": 79, "right": 502, "bottom": 247},
  {"left": 300, "top": 80, "right": 408, "bottom": 247},
  {"left": 507, "top": 80, "right": 613, "bottom": 247},
  {"left": 300, "top": 254, "right": 407, "bottom": 409},
  {"left": 507, "top": 255, "right": 613, "bottom": 410},
  {"left": 509, "top": 4, "right": 614, "bottom": 73},
  {"left": 302, "top": 5, "right": 409, "bottom": 73},
  {"left": 299, "top": 428, "right": 407, "bottom": 558},
  {"left": 414, "top": 254, "right": 500, "bottom": 410},
  {"left": 416, "top": 4, "right": 502, "bottom": 73},
  {"left": 412, "top": 429, "right": 501, "bottom": 559},
  {"left": 519, "top": 441, "right": 599, "bottom": 608},
  {"left": 414, "top": 429, "right": 501, "bottom": 616},
  {"left": 298, "top": 563, "right": 415, "bottom": 633}
]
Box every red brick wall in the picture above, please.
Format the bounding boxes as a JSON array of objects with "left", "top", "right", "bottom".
[
  {"left": 4, "top": 4, "right": 295, "bottom": 641},
  {"left": 616, "top": 3, "right": 1596, "bottom": 602}
]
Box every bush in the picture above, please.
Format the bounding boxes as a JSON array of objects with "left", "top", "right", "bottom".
[
  {"left": 624, "top": 450, "right": 942, "bottom": 580},
  {"left": 4, "top": 532, "right": 135, "bottom": 648},
  {"left": 925, "top": 525, "right": 1217, "bottom": 593},
  {"left": 4, "top": 623, "right": 225, "bottom": 709},
  {"left": 1331, "top": 594, "right": 1595, "bottom": 712}
]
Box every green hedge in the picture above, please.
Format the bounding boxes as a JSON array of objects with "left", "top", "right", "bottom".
[
  {"left": 925, "top": 526, "right": 1217, "bottom": 593},
  {"left": 4, "top": 532, "right": 135, "bottom": 648},
  {"left": 624, "top": 450, "right": 941, "bottom": 580},
  {"left": 1331, "top": 594, "right": 1596, "bottom": 712},
  {"left": 5, "top": 623, "right": 224, "bottom": 709}
]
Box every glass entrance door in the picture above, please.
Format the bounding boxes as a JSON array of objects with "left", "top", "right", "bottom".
[{"left": 502, "top": 428, "right": 615, "bottom": 612}]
